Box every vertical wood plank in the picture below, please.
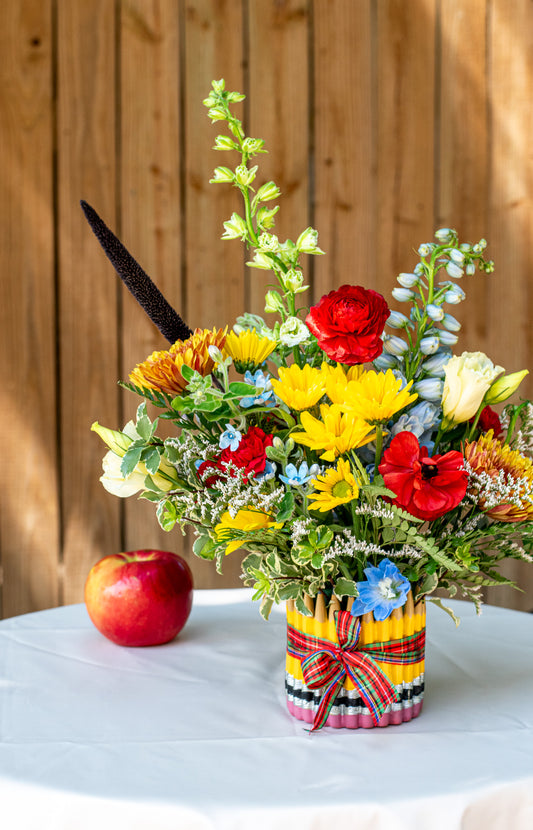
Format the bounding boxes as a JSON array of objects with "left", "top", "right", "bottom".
[
  {"left": 376, "top": 0, "right": 436, "bottom": 299},
  {"left": 247, "top": 0, "right": 310, "bottom": 314},
  {"left": 313, "top": 0, "right": 374, "bottom": 299},
  {"left": 0, "top": 0, "right": 59, "bottom": 616},
  {"left": 437, "top": 0, "right": 490, "bottom": 355},
  {"left": 183, "top": 0, "right": 247, "bottom": 587},
  {"left": 119, "top": 0, "right": 186, "bottom": 556},
  {"left": 484, "top": 0, "right": 533, "bottom": 611},
  {"left": 57, "top": 0, "right": 121, "bottom": 604},
  {"left": 184, "top": 0, "right": 246, "bottom": 331}
]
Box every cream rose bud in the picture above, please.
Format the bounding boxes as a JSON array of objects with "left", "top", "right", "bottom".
[
  {"left": 279, "top": 316, "right": 310, "bottom": 347},
  {"left": 442, "top": 351, "right": 504, "bottom": 425}
]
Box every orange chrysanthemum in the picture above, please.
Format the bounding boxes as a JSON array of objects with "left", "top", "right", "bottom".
[
  {"left": 129, "top": 328, "right": 226, "bottom": 396},
  {"left": 464, "top": 430, "right": 533, "bottom": 522}
]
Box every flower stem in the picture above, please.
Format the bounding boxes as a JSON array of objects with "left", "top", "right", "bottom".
[{"left": 373, "top": 424, "right": 384, "bottom": 479}]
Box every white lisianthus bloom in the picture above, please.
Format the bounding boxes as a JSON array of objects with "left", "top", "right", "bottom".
[
  {"left": 279, "top": 316, "right": 310, "bottom": 347},
  {"left": 100, "top": 451, "right": 147, "bottom": 497},
  {"left": 100, "top": 451, "right": 177, "bottom": 498},
  {"left": 442, "top": 351, "right": 504, "bottom": 426}
]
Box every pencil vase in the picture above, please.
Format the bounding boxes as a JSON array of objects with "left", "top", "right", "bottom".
[{"left": 285, "top": 592, "right": 426, "bottom": 730}]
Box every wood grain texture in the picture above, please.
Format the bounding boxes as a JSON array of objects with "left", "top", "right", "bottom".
[
  {"left": 437, "top": 0, "right": 490, "bottom": 356},
  {"left": 181, "top": 0, "right": 247, "bottom": 588},
  {"left": 119, "top": 0, "right": 186, "bottom": 558},
  {"left": 376, "top": 0, "right": 437, "bottom": 299},
  {"left": 57, "top": 0, "right": 121, "bottom": 604},
  {"left": 484, "top": 0, "right": 533, "bottom": 611},
  {"left": 183, "top": 0, "right": 246, "bottom": 331},
  {"left": 0, "top": 0, "right": 60, "bottom": 616},
  {"left": 313, "top": 0, "right": 375, "bottom": 299},
  {"left": 247, "top": 0, "right": 310, "bottom": 314}
]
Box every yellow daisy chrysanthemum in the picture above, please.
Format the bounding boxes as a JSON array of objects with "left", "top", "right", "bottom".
[
  {"left": 292, "top": 403, "right": 377, "bottom": 461},
  {"left": 271, "top": 363, "right": 327, "bottom": 411},
  {"left": 345, "top": 365, "right": 365, "bottom": 382},
  {"left": 215, "top": 508, "right": 283, "bottom": 554},
  {"left": 343, "top": 369, "right": 417, "bottom": 423},
  {"left": 464, "top": 431, "right": 533, "bottom": 522},
  {"left": 308, "top": 458, "right": 360, "bottom": 512},
  {"left": 320, "top": 362, "right": 365, "bottom": 383},
  {"left": 322, "top": 363, "right": 348, "bottom": 403},
  {"left": 129, "top": 328, "right": 226, "bottom": 397},
  {"left": 223, "top": 328, "right": 276, "bottom": 373}
]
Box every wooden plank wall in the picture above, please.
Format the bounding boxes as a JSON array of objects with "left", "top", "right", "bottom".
[{"left": 1, "top": 0, "right": 532, "bottom": 617}]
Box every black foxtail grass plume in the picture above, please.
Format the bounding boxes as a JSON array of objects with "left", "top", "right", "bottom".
[{"left": 80, "top": 200, "right": 192, "bottom": 344}]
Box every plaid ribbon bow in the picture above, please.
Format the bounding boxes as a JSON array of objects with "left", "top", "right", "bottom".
[{"left": 287, "top": 610, "right": 425, "bottom": 731}]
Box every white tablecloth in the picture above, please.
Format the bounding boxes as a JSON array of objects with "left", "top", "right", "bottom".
[{"left": 0, "top": 589, "right": 532, "bottom": 829}]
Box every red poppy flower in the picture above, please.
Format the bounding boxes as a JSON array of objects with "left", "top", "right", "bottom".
[
  {"left": 198, "top": 426, "right": 273, "bottom": 486},
  {"left": 472, "top": 405, "right": 503, "bottom": 438},
  {"left": 379, "top": 432, "right": 468, "bottom": 521},
  {"left": 305, "top": 284, "right": 390, "bottom": 365}
]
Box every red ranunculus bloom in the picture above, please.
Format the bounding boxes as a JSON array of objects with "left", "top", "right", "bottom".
[
  {"left": 379, "top": 431, "right": 468, "bottom": 521},
  {"left": 472, "top": 405, "right": 503, "bottom": 438},
  {"left": 198, "top": 426, "right": 273, "bottom": 486},
  {"left": 305, "top": 284, "right": 390, "bottom": 365}
]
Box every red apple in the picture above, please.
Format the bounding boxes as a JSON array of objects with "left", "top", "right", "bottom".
[{"left": 84, "top": 549, "right": 193, "bottom": 646}]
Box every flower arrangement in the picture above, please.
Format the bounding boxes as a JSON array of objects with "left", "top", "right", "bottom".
[{"left": 92, "top": 79, "right": 533, "bottom": 624}]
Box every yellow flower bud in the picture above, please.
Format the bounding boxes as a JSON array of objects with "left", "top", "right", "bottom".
[
  {"left": 91, "top": 422, "right": 132, "bottom": 456},
  {"left": 484, "top": 369, "right": 529, "bottom": 405}
]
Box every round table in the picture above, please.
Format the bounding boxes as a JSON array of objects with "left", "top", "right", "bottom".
[{"left": 1, "top": 589, "right": 532, "bottom": 829}]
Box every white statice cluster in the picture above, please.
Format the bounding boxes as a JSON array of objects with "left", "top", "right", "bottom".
[
  {"left": 202, "top": 462, "right": 286, "bottom": 519},
  {"left": 165, "top": 432, "right": 218, "bottom": 470},
  {"left": 322, "top": 534, "right": 386, "bottom": 562},
  {"left": 440, "top": 512, "right": 485, "bottom": 540},
  {"left": 166, "top": 458, "right": 285, "bottom": 529},
  {"left": 500, "top": 403, "right": 533, "bottom": 456},
  {"left": 289, "top": 516, "right": 315, "bottom": 546},
  {"left": 352, "top": 501, "right": 397, "bottom": 522},
  {"left": 507, "top": 540, "right": 533, "bottom": 563},
  {"left": 322, "top": 530, "right": 423, "bottom": 563},
  {"left": 464, "top": 462, "right": 533, "bottom": 512},
  {"left": 390, "top": 545, "right": 424, "bottom": 561}
]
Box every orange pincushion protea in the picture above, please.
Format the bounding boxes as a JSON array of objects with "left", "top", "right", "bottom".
[
  {"left": 129, "top": 328, "right": 226, "bottom": 396},
  {"left": 464, "top": 430, "right": 533, "bottom": 522}
]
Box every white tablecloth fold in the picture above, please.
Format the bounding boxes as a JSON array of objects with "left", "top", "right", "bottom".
[{"left": 0, "top": 590, "right": 532, "bottom": 829}]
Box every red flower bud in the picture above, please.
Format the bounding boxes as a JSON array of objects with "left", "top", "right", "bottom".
[{"left": 472, "top": 405, "right": 503, "bottom": 438}]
